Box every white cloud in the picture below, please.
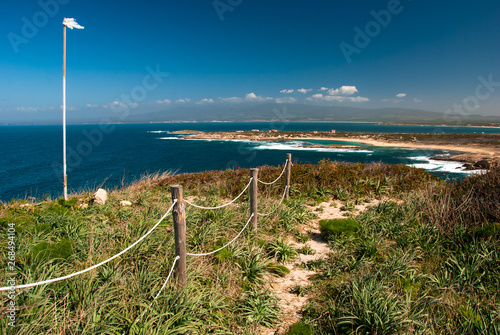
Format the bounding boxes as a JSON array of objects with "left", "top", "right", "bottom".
[
  {"left": 348, "top": 96, "right": 370, "bottom": 103},
  {"left": 280, "top": 89, "right": 294, "bottom": 94},
  {"left": 396, "top": 93, "right": 406, "bottom": 98},
  {"left": 219, "top": 97, "right": 243, "bottom": 103},
  {"left": 245, "top": 92, "right": 273, "bottom": 102},
  {"left": 156, "top": 99, "right": 171, "bottom": 104},
  {"left": 197, "top": 98, "right": 215, "bottom": 104},
  {"left": 297, "top": 88, "right": 313, "bottom": 94},
  {"left": 413, "top": 98, "right": 422, "bottom": 103},
  {"left": 104, "top": 101, "right": 124, "bottom": 109},
  {"left": 16, "top": 107, "right": 38, "bottom": 112},
  {"left": 103, "top": 101, "right": 137, "bottom": 109},
  {"left": 176, "top": 98, "right": 191, "bottom": 103},
  {"left": 275, "top": 97, "right": 297, "bottom": 104},
  {"left": 319, "top": 87, "right": 329, "bottom": 91},
  {"left": 245, "top": 92, "right": 262, "bottom": 101},
  {"left": 307, "top": 94, "right": 369, "bottom": 103},
  {"left": 328, "top": 86, "right": 358, "bottom": 96},
  {"left": 16, "top": 106, "right": 56, "bottom": 112},
  {"left": 86, "top": 104, "right": 98, "bottom": 108},
  {"left": 59, "top": 105, "right": 78, "bottom": 111}
]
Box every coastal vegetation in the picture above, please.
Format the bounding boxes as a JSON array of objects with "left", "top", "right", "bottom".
[{"left": 1, "top": 162, "right": 499, "bottom": 334}]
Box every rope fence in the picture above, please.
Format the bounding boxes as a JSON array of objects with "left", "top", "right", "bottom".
[
  {"left": 257, "top": 185, "right": 289, "bottom": 217},
  {"left": 257, "top": 161, "right": 287, "bottom": 185},
  {"left": 184, "top": 178, "right": 253, "bottom": 210},
  {"left": 0, "top": 201, "right": 177, "bottom": 292},
  {"left": 2, "top": 153, "right": 293, "bottom": 331},
  {"left": 134, "top": 256, "right": 179, "bottom": 322},
  {"left": 186, "top": 214, "right": 254, "bottom": 256}
]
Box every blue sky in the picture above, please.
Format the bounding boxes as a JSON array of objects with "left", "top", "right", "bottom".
[{"left": 1, "top": 0, "right": 500, "bottom": 122}]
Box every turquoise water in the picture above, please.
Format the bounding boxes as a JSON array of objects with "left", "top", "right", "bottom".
[{"left": 1, "top": 122, "right": 497, "bottom": 202}]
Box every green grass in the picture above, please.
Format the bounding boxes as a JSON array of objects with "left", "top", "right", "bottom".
[
  {"left": 237, "top": 289, "right": 281, "bottom": 328},
  {"left": 319, "top": 218, "right": 360, "bottom": 239},
  {"left": 302, "top": 168, "right": 500, "bottom": 335},
  {"left": 267, "top": 239, "right": 298, "bottom": 263},
  {"left": 1, "top": 164, "right": 499, "bottom": 334}
]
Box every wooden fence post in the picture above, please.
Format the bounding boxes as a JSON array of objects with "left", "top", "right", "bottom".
[
  {"left": 250, "top": 168, "right": 258, "bottom": 230},
  {"left": 285, "top": 153, "right": 292, "bottom": 200},
  {"left": 170, "top": 185, "right": 186, "bottom": 288}
]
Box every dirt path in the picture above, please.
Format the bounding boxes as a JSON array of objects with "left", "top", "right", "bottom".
[{"left": 260, "top": 200, "right": 379, "bottom": 335}]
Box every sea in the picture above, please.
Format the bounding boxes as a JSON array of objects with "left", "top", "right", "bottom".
[{"left": 1, "top": 122, "right": 499, "bottom": 202}]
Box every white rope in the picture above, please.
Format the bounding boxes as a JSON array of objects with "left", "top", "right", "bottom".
[
  {"left": 186, "top": 214, "right": 254, "bottom": 256},
  {"left": 132, "top": 255, "right": 180, "bottom": 325},
  {"left": 184, "top": 178, "right": 252, "bottom": 210},
  {"left": 0, "top": 201, "right": 177, "bottom": 292},
  {"left": 257, "top": 161, "right": 287, "bottom": 185},
  {"left": 257, "top": 186, "right": 289, "bottom": 217}
]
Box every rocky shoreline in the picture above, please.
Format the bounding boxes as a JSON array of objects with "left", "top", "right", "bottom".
[{"left": 431, "top": 154, "right": 497, "bottom": 170}]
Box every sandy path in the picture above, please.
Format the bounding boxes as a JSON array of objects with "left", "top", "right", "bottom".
[{"left": 259, "top": 199, "right": 379, "bottom": 335}]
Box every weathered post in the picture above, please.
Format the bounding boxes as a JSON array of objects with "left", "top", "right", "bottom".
[
  {"left": 285, "top": 153, "right": 292, "bottom": 200},
  {"left": 250, "top": 168, "right": 258, "bottom": 230},
  {"left": 170, "top": 185, "right": 186, "bottom": 288}
]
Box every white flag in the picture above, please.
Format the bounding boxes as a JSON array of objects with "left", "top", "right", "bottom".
[{"left": 63, "top": 18, "right": 84, "bottom": 29}]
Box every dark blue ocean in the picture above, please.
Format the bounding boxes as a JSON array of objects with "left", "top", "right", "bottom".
[{"left": 1, "top": 122, "right": 499, "bottom": 202}]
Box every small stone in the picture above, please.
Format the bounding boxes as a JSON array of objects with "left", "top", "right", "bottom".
[
  {"left": 120, "top": 200, "right": 132, "bottom": 207},
  {"left": 93, "top": 188, "right": 108, "bottom": 206}
]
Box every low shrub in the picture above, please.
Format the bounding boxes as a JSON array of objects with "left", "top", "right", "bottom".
[
  {"left": 319, "top": 218, "right": 360, "bottom": 239},
  {"left": 285, "top": 321, "right": 313, "bottom": 335}
]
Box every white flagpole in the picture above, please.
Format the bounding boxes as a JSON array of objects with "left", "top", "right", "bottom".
[
  {"left": 63, "top": 24, "right": 67, "bottom": 200},
  {"left": 62, "top": 18, "right": 83, "bottom": 200}
]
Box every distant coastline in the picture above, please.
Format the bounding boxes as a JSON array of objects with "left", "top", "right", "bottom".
[{"left": 2, "top": 118, "right": 500, "bottom": 128}]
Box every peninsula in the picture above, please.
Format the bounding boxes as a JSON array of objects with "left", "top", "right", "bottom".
[{"left": 184, "top": 131, "right": 500, "bottom": 168}]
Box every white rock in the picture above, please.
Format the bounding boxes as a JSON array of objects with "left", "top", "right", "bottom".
[
  {"left": 93, "top": 189, "right": 108, "bottom": 206},
  {"left": 120, "top": 200, "right": 132, "bottom": 207}
]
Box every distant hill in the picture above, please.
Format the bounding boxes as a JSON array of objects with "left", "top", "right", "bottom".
[{"left": 122, "top": 103, "right": 500, "bottom": 125}]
